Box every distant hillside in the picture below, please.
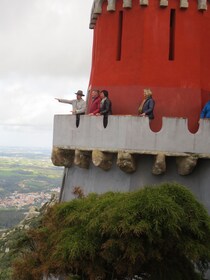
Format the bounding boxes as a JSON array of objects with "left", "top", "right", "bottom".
[{"left": 0, "top": 146, "right": 63, "bottom": 229}]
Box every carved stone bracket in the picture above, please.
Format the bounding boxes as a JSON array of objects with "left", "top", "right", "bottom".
[
  {"left": 176, "top": 156, "right": 198, "bottom": 175},
  {"left": 74, "top": 149, "right": 91, "bottom": 169},
  {"left": 180, "top": 0, "right": 189, "bottom": 8},
  {"left": 117, "top": 152, "right": 137, "bottom": 173},
  {"left": 123, "top": 0, "right": 132, "bottom": 8},
  {"left": 93, "top": 0, "right": 104, "bottom": 14},
  {"left": 152, "top": 153, "right": 166, "bottom": 175},
  {"left": 140, "top": 0, "right": 149, "bottom": 6},
  {"left": 198, "top": 0, "right": 207, "bottom": 10},
  {"left": 107, "top": 0, "right": 116, "bottom": 11},
  {"left": 160, "top": 0, "right": 168, "bottom": 7},
  {"left": 51, "top": 147, "right": 74, "bottom": 167},
  {"left": 92, "top": 150, "right": 113, "bottom": 170}
]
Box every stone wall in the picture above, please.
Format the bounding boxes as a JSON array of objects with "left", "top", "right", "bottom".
[{"left": 52, "top": 115, "right": 210, "bottom": 213}]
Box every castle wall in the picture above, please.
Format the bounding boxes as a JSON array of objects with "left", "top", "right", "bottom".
[
  {"left": 52, "top": 115, "right": 210, "bottom": 213},
  {"left": 88, "top": 0, "right": 210, "bottom": 132},
  {"left": 60, "top": 157, "right": 210, "bottom": 213}
]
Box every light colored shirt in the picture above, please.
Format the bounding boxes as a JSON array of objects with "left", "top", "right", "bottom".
[{"left": 58, "top": 98, "right": 86, "bottom": 114}]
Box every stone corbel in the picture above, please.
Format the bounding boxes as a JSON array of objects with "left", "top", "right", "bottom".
[
  {"left": 176, "top": 156, "right": 198, "bottom": 175},
  {"left": 93, "top": 0, "right": 104, "bottom": 14},
  {"left": 92, "top": 150, "right": 113, "bottom": 170},
  {"left": 198, "top": 0, "right": 207, "bottom": 10},
  {"left": 51, "top": 147, "right": 75, "bottom": 167},
  {"left": 74, "top": 150, "right": 91, "bottom": 169},
  {"left": 152, "top": 153, "right": 166, "bottom": 175},
  {"left": 107, "top": 0, "right": 116, "bottom": 11},
  {"left": 180, "top": 0, "right": 189, "bottom": 8},
  {"left": 123, "top": 0, "right": 132, "bottom": 8},
  {"left": 160, "top": 0, "right": 168, "bottom": 7},
  {"left": 117, "top": 152, "right": 137, "bottom": 173},
  {"left": 140, "top": 0, "right": 149, "bottom": 6}
]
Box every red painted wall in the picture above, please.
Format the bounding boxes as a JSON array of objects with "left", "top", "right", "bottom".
[{"left": 88, "top": 0, "right": 210, "bottom": 132}]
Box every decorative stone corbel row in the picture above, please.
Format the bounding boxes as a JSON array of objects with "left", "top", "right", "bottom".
[
  {"left": 51, "top": 147, "right": 201, "bottom": 175},
  {"left": 90, "top": 0, "right": 208, "bottom": 29}
]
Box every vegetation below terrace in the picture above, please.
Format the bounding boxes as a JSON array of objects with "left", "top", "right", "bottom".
[{"left": 1, "top": 183, "right": 210, "bottom": 280}]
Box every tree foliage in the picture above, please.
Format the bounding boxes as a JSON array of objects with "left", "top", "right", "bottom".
[{"left": 12, "top": 183, "right": 210, "bottom": 280}]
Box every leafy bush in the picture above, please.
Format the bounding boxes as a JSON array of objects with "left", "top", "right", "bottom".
[{"left": 12, "top": 183, "right": 210, "bottom": 280}]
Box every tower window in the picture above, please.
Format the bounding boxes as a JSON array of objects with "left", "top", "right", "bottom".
[
  {"left": 117, "top": 11, "right": 123, "bottom": 61},
  {"left": 169, "top": 9, "right": 176, "bottom": 61}
]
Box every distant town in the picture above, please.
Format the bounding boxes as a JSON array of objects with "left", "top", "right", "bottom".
[{"left": 0, "top": 188, "right": 60, "bottom": 209}]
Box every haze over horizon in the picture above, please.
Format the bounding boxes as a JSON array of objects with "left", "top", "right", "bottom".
[{"left": 0, "top": 0, "right": 93, "bottom": 148}]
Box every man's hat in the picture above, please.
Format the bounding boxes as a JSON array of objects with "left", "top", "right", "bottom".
[{"left": 75, "top": 90, "right": 85, "bottom": 96}]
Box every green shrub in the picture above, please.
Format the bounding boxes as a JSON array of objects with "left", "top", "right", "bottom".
[{"left": 12, "top": 183, "right": 210, "bottom": 280}]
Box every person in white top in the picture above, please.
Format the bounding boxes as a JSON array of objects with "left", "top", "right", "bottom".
[{"left": 55, "top": 90, "right": 86, "bottom": 127}]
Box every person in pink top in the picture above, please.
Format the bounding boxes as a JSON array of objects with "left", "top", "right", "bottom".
[{"left": 88, "top": 89, "right": 101, "bottom": 115}]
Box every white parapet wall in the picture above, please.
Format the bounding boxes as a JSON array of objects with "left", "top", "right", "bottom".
[{"left": 53, "top": 115, "right": 210, "bottom": 157}]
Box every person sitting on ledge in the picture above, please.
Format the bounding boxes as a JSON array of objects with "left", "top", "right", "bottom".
[
  {"left": 138, "top": 88, "right": 155, "bottom": 121},
  {"left": 55, "top": 90, "right": 86, "bottom": 127}
]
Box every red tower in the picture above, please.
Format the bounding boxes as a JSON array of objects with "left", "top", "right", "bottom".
[{"left": 88, "top": 0, "right": 210, "bottom": 132}]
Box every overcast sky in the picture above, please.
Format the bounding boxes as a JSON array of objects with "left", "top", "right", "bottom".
[{"left": 0, "top": 0, "right": 93, "bottom": 148}]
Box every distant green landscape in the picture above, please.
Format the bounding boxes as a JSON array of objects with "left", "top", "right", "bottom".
[{"left": 0, "top": 147, "right": 63, "bottom": 228}]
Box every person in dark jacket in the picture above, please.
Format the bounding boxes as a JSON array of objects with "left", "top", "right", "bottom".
[
  {"left": 138, "top": 88, "right": 155, "bottom": 120},
  {"left": 96, "top": 90, "right": 112, "bottom": 127}
]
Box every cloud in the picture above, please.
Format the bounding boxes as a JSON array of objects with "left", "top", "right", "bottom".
[
  {"left": 0, "top": 0, "right": 93, "bottom": 77},
  {"left": 0, "top": 0, "right": 93, "bottom": 147}
]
